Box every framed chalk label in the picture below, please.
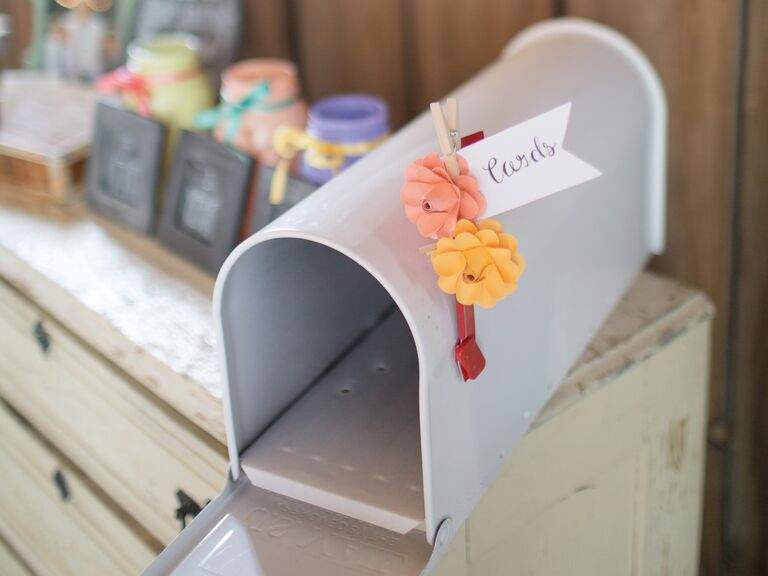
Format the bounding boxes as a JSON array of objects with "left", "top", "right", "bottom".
[
  {"left": 157, "top": 130, "right": 253, "bottom": 273},
  {"left": 87, "top": 102, "right": 166, "bottom": 233},
  {"left": 460, "top": 102, "right": 601, "bottom": 217},
  {"left": 249, "top": 165, "right": 318, "bottom": 234}
]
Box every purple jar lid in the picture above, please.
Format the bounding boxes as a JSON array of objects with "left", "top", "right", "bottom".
[
  {"left": 300, "top": 93, "right": 390, "bottom": 185},
  {"left": 306, "top": 93, "right": 389, "bottom": 143}
]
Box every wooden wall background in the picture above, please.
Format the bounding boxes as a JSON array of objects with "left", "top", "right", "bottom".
[{"left": 2, "top": 0, "right": 766, "bottom": 574}]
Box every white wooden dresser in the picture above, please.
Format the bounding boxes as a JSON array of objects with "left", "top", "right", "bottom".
[{"left": 0, "top": 190, "right": 712, "bottom": 576}]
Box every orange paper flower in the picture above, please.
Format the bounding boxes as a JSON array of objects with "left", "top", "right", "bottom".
[
  {"left": 400, "top": 152, "right": 487, "bottom": 239},
  {"left": 431, "top": 219, "right": 525, "bottom": 308}
]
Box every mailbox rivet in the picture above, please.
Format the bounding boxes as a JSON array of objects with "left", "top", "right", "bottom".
[
  {"left": 373, "top": 363, "right": 390, "bottom": 374},
  {"left": 437, "top": 523, "right": 451, "bottom": 545}
]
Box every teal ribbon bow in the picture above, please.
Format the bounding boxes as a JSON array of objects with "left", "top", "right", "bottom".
[{"left": 194, "top": 81, "right": 297, "bottom": 145}]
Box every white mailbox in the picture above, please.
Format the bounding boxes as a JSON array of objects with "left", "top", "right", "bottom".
[{"left": 143, "top": 18, "right": 666, "bottom": 576}]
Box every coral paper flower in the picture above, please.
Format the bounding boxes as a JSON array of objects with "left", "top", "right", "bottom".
[
  {"left": 431, "top": 219, "right": 525, "bottom": 308},
  {"left": 400, "top": 152, "right": 487, "bottom": 239}
]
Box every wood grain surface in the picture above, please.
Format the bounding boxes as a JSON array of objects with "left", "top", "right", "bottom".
[
  {"left": 0, "top": 279, "right": 228, "bottom": 544},
  {"left": 292, "top": 0, "right": 409, "bottom": 127},
  {"left": 402, "top": 0, "right": 553, "bottom": 117},
  {"left": 558, "top": 3, "right": 742, "bottom": 572},
  {"left": 238, "top": 0, "right": 292, "bottom": 60},
  {"left": 0, "top": 190, "right": 225, "bottom": 443},
  {"left": 0, "top": 402, "right": 158, "bottom": 575},
  {"left": 727, "top": 1, "right": 768, "bottom": 574}
]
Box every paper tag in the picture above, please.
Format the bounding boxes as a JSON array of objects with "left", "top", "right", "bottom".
[{"left": 460, "top": 102, "right": 601, "bottom": 218}]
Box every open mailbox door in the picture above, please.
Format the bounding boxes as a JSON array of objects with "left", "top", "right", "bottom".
[{"left": 143, "top": 18, "right": 666, "bottom": 576}]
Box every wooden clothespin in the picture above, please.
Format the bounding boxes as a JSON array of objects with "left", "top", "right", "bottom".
[{"left": 430, "top": 98, "right": 461, "bottom": 180}]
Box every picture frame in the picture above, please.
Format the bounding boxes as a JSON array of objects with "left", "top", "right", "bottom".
[
  {"left": 157, "top": 130, "right": 253, "bottom": 273},
  {"left": 87, "top": 101, "right": 166, "bottom": 233},
  {"left": 249, "top": 165, "right": 318, "bottom": 234},
  {"left": 25, "top": 0, "right": 137, "bottom": 81}
]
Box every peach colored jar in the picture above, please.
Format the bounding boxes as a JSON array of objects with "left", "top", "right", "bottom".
[{"left": 214, "top": 59, "right": 307, "bottom": 166}]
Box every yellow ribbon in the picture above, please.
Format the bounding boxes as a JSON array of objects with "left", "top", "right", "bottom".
[{"left": 269, "top": 126, "right": 388, "bottom": 205}]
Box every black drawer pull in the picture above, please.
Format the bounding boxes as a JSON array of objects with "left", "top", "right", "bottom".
[
  {"left": 174, "top": 489, "right": 207, "bottom": 530},
  {"left": 53, "top": 469, "right": 70, "bottom": 501},
  {"left": 33, "top": 321, "right": 51, "bottom": 355}
]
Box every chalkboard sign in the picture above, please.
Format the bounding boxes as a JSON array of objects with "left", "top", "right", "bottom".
[
  {"left": 130, "top": 0, "right": 241, "bottom": 89},
  {"left": 158, "top": 130, "right": 252, "bottom": 272},
  {"left": 87, "top": 102, "right": 166, "bottom": 233},
  {"left": 249, "top": 166, "right": 318, "bottom": 234}
]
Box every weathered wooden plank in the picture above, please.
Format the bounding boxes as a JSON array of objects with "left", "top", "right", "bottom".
[
  {"left": 0, "top": 402, "right": 158, "bottom": 576},
  {"left": 560, "top": 3, "right": 740, "bottom": 572},
  {"left": 0, "top": 536, "right": 33, "bottom": 576},
  {"left": 402, "top": 0, "right": 553, "bottom": 117},
  {"left": 727, "top": 0, "right": 768, "bottom": 573},
  {"left": 3, "top": 0, "right": 33, "bottom": 68},
  {"left": 292, "top": 0, "right": 408, "bottom": 127},
  {"left": 238, "top": 0, "right": 292, "bottom": 59},
  {"left": 467, "top": 320, "right": 709, "bottom": 576},
  {"left": 538, "top": 273, "right": 713, "bottom": 426}
]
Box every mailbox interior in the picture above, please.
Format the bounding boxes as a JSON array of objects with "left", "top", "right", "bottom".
[
  {"left": 156, "top": 475, "right": 433, "bottom": 576},
  {"left": 218, "top": 238, "right": 427, "bottom": 534}
]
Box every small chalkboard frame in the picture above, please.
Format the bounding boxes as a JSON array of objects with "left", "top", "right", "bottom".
[
  {"left": 158, "top": 130, "right": 253, "bottom": 273},
  {"left": 249, "top": 165, "right": 318, "bottom": 234},
  {"left": 87, "top": 102, "right": 166, "bottom": 233}
]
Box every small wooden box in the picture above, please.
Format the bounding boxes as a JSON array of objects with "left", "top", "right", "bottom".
[{"left": 0, "top": 73, "right": 97, "bottom": 204}]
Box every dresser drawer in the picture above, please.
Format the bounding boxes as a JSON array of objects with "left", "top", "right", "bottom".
[
  {"left": 0, "top": 402, "right": 158, "bottom": 575},
  {"left": 0, "top": 280, "right": 228, "bottom": 544},
  {"left": 0, "top": 536, "right": 34, "bottom": 576}
]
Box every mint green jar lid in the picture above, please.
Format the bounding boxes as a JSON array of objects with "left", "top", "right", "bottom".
[{"left": 127, "top": 35, "right": 202, "bottom": 75}]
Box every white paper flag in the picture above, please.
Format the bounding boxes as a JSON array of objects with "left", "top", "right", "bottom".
[{"left": 461, "top": 102, "right": 601, "bottom": 218}]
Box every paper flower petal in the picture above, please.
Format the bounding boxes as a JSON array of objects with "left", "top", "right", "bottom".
[
  {"left": 431, "top": 219, "right": 525, "bottom": 308},
  {"left": 432, "top": 251, "right": 466, "bottom": 277},
  {"left": 401, "top": 152, "right": 487, "bottom": 239},
  {"left": 417, "top": 211, "right": 449, "bottom": 237}
]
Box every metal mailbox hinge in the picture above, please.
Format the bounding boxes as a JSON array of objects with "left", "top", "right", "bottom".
[
  {"left": 707, "top": 419, "right": 730, "bottom": 451},
  {"left": 421, "top": 518, "right": 454, "bottom": 575}
]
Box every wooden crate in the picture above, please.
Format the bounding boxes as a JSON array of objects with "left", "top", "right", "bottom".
[
  {"left": 0, "top": 148, "right": 89, "bottom": 203},
  {"left": 0, "top": 73, "right": 96, "bottom": 204}
]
